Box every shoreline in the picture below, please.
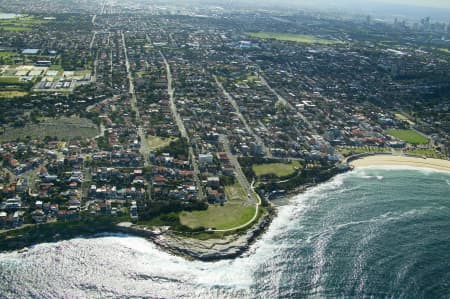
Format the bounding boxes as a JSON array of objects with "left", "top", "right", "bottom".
[
  {"left": 349, "top": 154, "right": 450, "bottom": 173},
  {"left": 0, "top": 209, "right": 277, "bottom": 262},
  {"left": 148, "top": 208, "right": 277, "bottom": 261},
  {"left": 0, "top": 166, "right": 346, "bottom": 261},
  {"left": 3, "top": 156, "right": 448, "bottom": 260}
]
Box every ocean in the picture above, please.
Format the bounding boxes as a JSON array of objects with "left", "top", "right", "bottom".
[{"left": 0, "top": 167, "right": 449, "bottom": 298}]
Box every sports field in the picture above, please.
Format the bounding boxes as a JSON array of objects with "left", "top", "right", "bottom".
[
  {"left": 247, "top": 32, "right": 340, "bottom": 45},
  {"left": 253, "top": 160, "right": 302, "bottom": 177},
  {"left": 387, "top": 129, "right": 428, "bottom": 144}
]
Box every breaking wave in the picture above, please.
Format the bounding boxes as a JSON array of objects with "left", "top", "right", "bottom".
[{"left": 1, "top": 169, "right": 449, "bottom": 298}]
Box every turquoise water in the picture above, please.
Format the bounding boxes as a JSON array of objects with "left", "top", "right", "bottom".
[{"left": 0, "top": 168, "right": 449, "bottom": 298}]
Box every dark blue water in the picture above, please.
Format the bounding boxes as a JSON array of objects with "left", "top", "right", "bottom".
[{"left": 0, "top": 168, "right": 449, "bottom": 298}]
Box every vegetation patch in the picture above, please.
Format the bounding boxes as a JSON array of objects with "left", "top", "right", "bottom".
[
  {"left": 0, "top": 51, "right": 16, "bottom": 58},
  {"left": 0, "top": 77, "right": 24, "bottom": 85},
  {"left": 0, "top": 91, "right": 29, "bottom": 98},
  {"left": 155, "top": 137, "right": 189, "bottom": 159},
  {"left": 179, "top": 204, "right": 255, "bottom": 230},
  {"left": 235, "top": 74, "right": 261, "bottom": 84},
  {"left": 225, "top": 182, "right": 248, "bottom": 202},
  {"left": 338, "top": 146, "right": 391, "bottom": 157},
  {"left": 405, "top": 148, "right": 446, "bottom": 159},
  {"left": 1, "top": 26, "right": 32, "bottom": 31},
  {"left": 436, "top": 48, "right": 450, "bottom": 55},
  {"left": 247, "top": 32, "right": 340, "bottom": 45},
  {"left": 0, "top": 15, "right": 49, "bottom": 31},
  {"left": 0, "top": 216, "right": 120, "bottom": 252},
  {"left": 137, "top": 212, "right": 190, "bottom": 231},
  {"left": 0, "top": 117, "right": 99, "bottom": 142},
  {"left": 252, "top": 160, "right": 302, "bottom": 177},
  {"left": 185, "top": 206, "right": 269, "bottom": 240},
  {"left": 387, "top": 129, "right": 428, "bottom": 144},
  {"left": 145, "top": 135, "right": 177, "bottom": 151},
  {"left": 394, "top": 113, "right": 415, "bottom": 125}
]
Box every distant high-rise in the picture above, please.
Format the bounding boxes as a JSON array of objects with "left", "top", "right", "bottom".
[{"left": 421, "top": 16, "right": 431, "bottom": 29}]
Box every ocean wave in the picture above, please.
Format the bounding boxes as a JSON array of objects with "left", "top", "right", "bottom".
[
  {"left": 359, "top": 175, "right": 384, "bottom": 181},
  {"left": 355, "top": 165, "right": 450, "bottom": 176},
  {"left": 1, "top": 169, "right": 449, "bottom": 298}
]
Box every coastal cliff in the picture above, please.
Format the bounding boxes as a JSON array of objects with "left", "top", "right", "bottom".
[{"left": 116, "top": 207, "right": 276, "bottom": 261}]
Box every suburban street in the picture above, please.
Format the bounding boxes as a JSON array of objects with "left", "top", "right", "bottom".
[
  {"left": 214, "top": 75, "right": 272, "bottom": 158},
  {"left": 122, "top": 31, "right": 151, "bottom": 201},
  {"left": 258, "top": 72, "right": 316, "bottom": 133},
  {"left": 219, "top": 134, "right": 258, "bottom": 205},
  {"left": 213, "top": 134, "right": 261, "bottom": 232},
  {"left": 161, "top": 52, "right": 204, "bottom": 201}
]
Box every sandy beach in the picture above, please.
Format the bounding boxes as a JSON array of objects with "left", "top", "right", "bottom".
[{"left": 350, "top": 155, "right": 450, "bottom": 173}]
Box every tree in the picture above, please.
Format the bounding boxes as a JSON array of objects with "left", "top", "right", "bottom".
[{"left": 275, "top": 101, "right": 287, "bottom": 114}]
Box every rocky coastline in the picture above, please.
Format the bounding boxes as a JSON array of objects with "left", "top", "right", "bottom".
[
  {"left": 1, "top": 168, "right": 344, "bottom": 261},
  {"left": 116, "top": 207, "right": 276, "bottom": 261}
]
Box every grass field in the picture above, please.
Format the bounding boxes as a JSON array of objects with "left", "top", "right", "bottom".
[
  {"left": 184, "top": 206, "right": 267, "bottom": 240},
  {"left": 236, "top": 74, "right": 261, "bottom": 84},
  {"left": 0, "top": 26, "right": 30, "bottom": 32},
  {"left": 0, "top": 52, "right": 16, "bottom": 58},
  {"left": 436, "top": 48, "right": 450, "bottom": 55},
  {"left": 144, "top": 135, "right": 177, "bottom": 151},
  {"left": 180, "top": 180, "right": 256, "bottom": 230},
  {"left": 0, "top": 15, "right": 50, "bottom": 32},
  {"left": 0, "top": 91, "right": 28, "bottom": 98},
  {"left": 253, "top": 160, "right": 302, "bottom": 177},
  {"left": 74, "top": 70, "right": 92, "bottom": 76},
  {"left": 395, "top": 113, "right": 415, "bottom": 125},
  {"left": 225, "top": 182, "right": 248, "bottom": 202},
  {"left": 179, "top": 204, "right": 255, "bottom": 230},
  {"left": 0, "top": 117, "right": 99, "bottom": 142},
  {"left": 247, "top": 32, "right": 340, "bottom": 45},
  {"left": 387, "top": 129, "right": 428, "bottom": 144},
  {"left": 0, "top": 15, "right": 49, "bottom": 25},
  {"left": 49, "top": 65, "right": 63, "bottom": 71},
  {"left": 0, "top": 77, "right": 23, "bottom": 84}
]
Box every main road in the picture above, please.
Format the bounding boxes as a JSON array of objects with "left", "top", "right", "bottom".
[
  {"left": 122, "top": 31, "right": 151, "bottom": 200},
  {"left": 257, "top": 72, "right": 316, "bottom": 133},
  {"left": 219, "top": 134, "right": 258, "bottom": 205},
  {"left": 213, "top": 75, "right": 272, "bottom": 158},
  {"left": 213, "top": 134, "right": 262, "bottom": 232},
  {"left": 160, "top": 51, "right": 204, "bottom": 201},
  {"left": 121, "top": 32, "right": 140, "bottom": 119}
]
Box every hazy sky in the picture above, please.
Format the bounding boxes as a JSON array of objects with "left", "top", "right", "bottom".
[
  {"left": 159, "top": 0, "right": 450, "bottom": 20},
  {"left": 363, "top": 0, "right": 450, "bottom": 9},
  {"left": 310, "top": 0, "right": 450, "bottom": 20},
  {"left": 267, "top": 0, "right": 450, "bottom": 10},
  {"left": 225, "top": 0, "right": 450, "bottom": 20}
]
